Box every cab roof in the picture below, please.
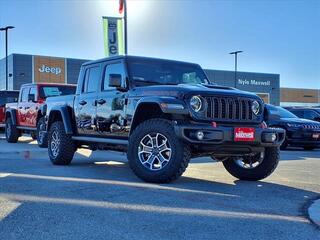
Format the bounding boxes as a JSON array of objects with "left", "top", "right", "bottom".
[{"left": 82, "top": 55, "right": 201, "bottom": 67}]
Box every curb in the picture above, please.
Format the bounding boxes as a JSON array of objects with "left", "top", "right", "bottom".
[{"left": 308, "top": 199, "right": 320, "bottom": 227}]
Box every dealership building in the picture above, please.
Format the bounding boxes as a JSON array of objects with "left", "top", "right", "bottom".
[{"left": 1, "top": 53, "right": 318, "bottom": 106}]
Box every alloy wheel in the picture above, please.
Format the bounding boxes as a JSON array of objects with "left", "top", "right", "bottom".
[
  {"left": 234, "top": 152, "right": 265, "bottom": 169},
  {"left": 50, "top": 130, "right": 61, "bottom": 157},
  {"left": 138, "top": 133, "right": 172, "bottom": 171}
]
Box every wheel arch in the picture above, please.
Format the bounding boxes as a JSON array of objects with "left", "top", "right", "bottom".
[
  {"left": 129, "top": 97, "right": 188, "bottom": 136},
  {"left": 5, "top": 109, "right": 17, "bottom": 125},
  {"left": 47, "top": 106, "right": 73, "bottom": 134}
]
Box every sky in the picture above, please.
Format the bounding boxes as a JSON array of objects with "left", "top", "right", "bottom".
[{"left": 0, "top": 0, "right": 319, "bottom": 89}]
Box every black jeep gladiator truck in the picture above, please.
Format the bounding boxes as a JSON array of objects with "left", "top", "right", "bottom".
[{"left": 44, "top": 56, "right": 285, "bottom": 183}]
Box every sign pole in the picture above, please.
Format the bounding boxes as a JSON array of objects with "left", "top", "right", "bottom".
[{"left": 124, "top": 0, "right": 128, "bottom": 55}]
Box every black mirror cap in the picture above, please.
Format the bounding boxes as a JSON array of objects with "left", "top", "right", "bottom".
[
  {"left": 109, "top": 74, "right": 122, "bottom": 88},
  {"left": 28, "top": 94, "right": 36, "bottom": 102}
]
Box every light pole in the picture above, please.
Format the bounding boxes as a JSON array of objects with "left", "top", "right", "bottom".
[
  {"left": 0, "top": 26, "right": 15, "bottom": 90},
  {"left": 229, "top": 50, "right": 243, "bottom": 88}
]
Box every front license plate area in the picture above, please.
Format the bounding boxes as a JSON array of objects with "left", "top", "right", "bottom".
[
  {"left": 234, "top": 127, "right": 255, "bottom": 142},
  {"left": 312, "top": 134, "right": 319, "bottom": 139}
]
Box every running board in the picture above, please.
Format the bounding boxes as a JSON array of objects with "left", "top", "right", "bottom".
[
  {"left": 16, "top": 126, "right": 37, "bottom": 131},
  {"left": 71, "top": 136, "right": 128, "bottom": 146}
]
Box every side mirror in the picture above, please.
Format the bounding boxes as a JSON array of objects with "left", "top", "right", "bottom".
[
  {"left": 109, "top": 74, "right": 122, "bottom": 88},
  {"left": 28, "top": 94, "right": 36, "bottom": 102}
]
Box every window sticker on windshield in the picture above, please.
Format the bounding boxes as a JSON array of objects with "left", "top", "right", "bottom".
[{"left": 43, "top": 87, "right": 62, "bottom": 97}]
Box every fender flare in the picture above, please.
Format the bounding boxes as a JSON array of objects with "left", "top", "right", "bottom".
[
  {"left": 130, "top": 97, "right": 188, "bottom": 135},
  {"left": 5, "top": 108, "right": 17, "bottom": 126},
  {"left": 135, "top": 96, "right": 188, "bottom": 115},
  {"left": 47, "top": 105, "right": 73, "bottom": 135}
]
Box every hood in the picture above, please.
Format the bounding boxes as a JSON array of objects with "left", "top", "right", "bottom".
[
  {"left": 130, "top": 83, "right": 261, "bottom": 100},
  {"left": 281, "top": 118, "right": 320, "bottom": 124}
]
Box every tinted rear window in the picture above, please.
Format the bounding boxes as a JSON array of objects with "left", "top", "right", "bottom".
[
  {"left": 39, "top": 86, "right": 76, "bottom": 98},
  {"left": 0, "top": 92, "right": 19, "bottom": 106}
]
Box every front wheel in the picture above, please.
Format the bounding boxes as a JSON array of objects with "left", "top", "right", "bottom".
[
  {"left": 48, "top": 121, "right": 76, "bottom": 165},
  {"left": 128, "top": 118, "right": 191, "bottom": 183},
  {"left": 37, "top": 117, "right": 48, "bottom": 148},
  {"left": 222, "top": 147, "right": 280, "bottom": 181}
]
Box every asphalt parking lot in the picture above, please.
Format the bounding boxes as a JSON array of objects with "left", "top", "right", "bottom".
[{"left": 0, "top": 135, "right": 319, "bottom": 240}]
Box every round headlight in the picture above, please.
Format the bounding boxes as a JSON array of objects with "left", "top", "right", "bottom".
[
  {"left": 190, "top": 96, "right": 202, "bottom": 112},
  {"left": 251, "top": 100, "right": 260, "bottom": 115}
]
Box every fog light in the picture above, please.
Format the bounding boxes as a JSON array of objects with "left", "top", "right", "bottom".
[{"left": 196, "top": 131, "right": 204, "bottom": 140}]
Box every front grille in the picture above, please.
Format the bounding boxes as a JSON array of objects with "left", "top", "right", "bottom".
[
  {"left": 204, "top": 96, "right": 255, "bottom": 121},
  {"left": 302, "top": 124, "right": 320, "bottom": 129}
]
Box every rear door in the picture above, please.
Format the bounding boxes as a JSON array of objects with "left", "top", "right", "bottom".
[
  {"left": 74, "top": 64, "right": 101, "bottom": 136},
  {"left": 25, "top": 86, "right": 38, "bottom": 127}
]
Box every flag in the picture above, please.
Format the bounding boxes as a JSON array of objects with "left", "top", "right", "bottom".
[
  {"left": 102, "top": 17, "right": 125, "bottom": 57},
  {"left": 119, "top": 0, "right": 124, "bottom": 14}
]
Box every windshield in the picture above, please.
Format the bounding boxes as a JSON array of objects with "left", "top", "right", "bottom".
[
  {"left": 267, "top": 105, "right": 298, "bottom": 118},
  {"left": 127, "top": 59, "right": 209, "bottom": 86},
  {"left": 39, "top": 86, "right": 76, "bottom": 99}
]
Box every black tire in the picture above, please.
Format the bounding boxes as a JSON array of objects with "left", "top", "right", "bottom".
[
  {"left": 222, "top": 147, "right": 280, "bottom": 181},
  {"left": 5, "top": 118, "right": 19, "bottom": 143},
  {"left": 128, "top": 118, "right": 191, "bottom": 183},
  {"left": 303, "top": 146, "right": 315, "bottom": 151},
  {"left": 48, "top": 121, "right": 76, "bottom": 165},
  {"left": 37, "top": 117, "right": 48, "bottom": 148},
  {"left": 31, "top": 132, "right": 37, "bottom": 140}
]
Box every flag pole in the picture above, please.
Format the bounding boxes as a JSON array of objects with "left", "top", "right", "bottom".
[{"left": 124, "top": 0, "right": 128, "bottom": 55}]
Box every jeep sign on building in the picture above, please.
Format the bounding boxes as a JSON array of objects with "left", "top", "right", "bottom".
[{"left": 33, "top": 56, "right": 66, "bottom": 83}]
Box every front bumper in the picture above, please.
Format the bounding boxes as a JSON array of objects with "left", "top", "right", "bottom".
[
  {"left": 174, "top": 123, "right": 285, "bottom": 154},
  {"left": 287, "top": 129, "right": 320, "bottom": 147}
]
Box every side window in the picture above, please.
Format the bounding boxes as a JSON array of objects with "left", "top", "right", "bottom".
[
  {"left": 292, "top": 110, "right": 303, "bottom": 118},
  {"left": 20, "top": 88, "right": 29, "bottom": 102},
  {"left": 103, "top": 62, "right": 125, "bottom": 90},
  {"left": 304, "top": 110, "right": 318, "bottom": 120},
  {"left": 83, "top": 66, "right": 101, "bottom": 93},
  {"left": 29, "top": 87, "right": 37, "bottom": 102}
]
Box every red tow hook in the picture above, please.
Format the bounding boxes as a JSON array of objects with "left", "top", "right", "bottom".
[{"left": 260, "top": 121, "right": 268, "bottom": 129}]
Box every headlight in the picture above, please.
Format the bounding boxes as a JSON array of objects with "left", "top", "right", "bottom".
[
  {"left": 251, "top": 100, "right": 260, "bottom": 115},
  {"left": 190, "top": 96, "right": 202, "bottom": 112}
]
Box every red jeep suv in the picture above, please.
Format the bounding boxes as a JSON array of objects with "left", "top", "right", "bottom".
[
  {"left": 0, "top": 90, "right": 19, "bottom": 130},
  {"left": 5, "top": 83, "right": 76, "bottom": 147}
]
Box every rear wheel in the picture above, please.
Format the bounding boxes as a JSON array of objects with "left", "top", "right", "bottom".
[
  {"left": 128, "top": 118, "right": 191, "bottom": 183},
  {"left": 37, "top": 117, "right": 48, "bottom": 148},
  {"left": 222, "top": 147, "right": 280, "bottom": 181},
  {"left": 48, "top": 121, "right": 75, "bottom": 165},
  {"left": 5, "top": 118, "right": 19, "bottom": 143}
]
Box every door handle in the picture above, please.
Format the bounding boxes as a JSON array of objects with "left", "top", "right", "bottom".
[
  {"left": 96, "top": 99, "right": 106, "bottom": 105},
  {"left": 79, "top": 100, "right": 87, "bottom": 106}
]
